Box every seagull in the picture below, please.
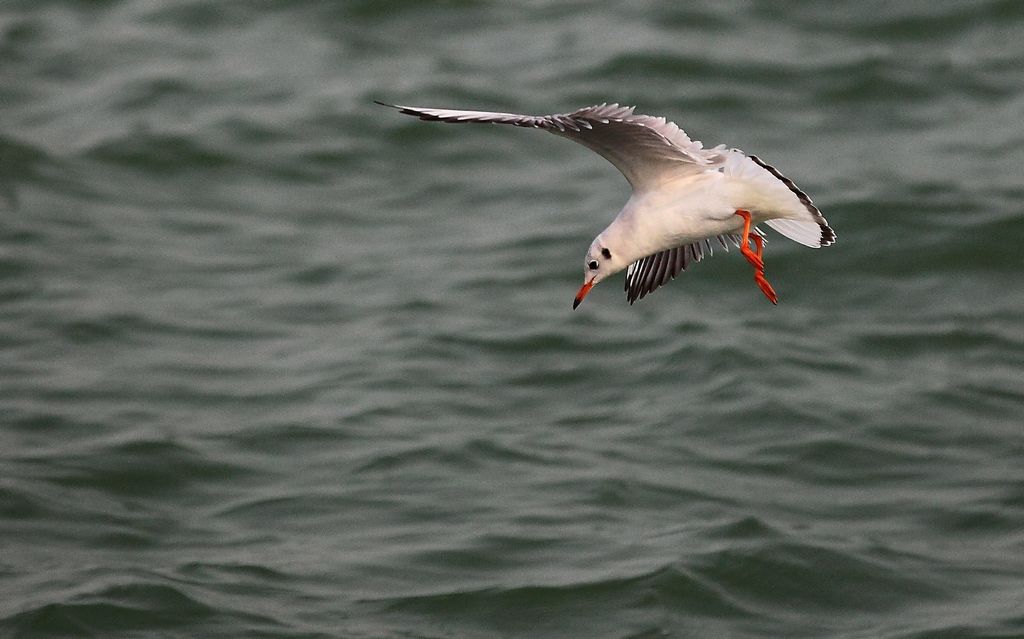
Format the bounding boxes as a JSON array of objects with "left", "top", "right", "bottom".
[{"left": 377, "top": 101, "right": 835, "bottom": 309}]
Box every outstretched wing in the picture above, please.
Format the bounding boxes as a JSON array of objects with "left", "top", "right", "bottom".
[
  {"left": 624, "top": 232, "right": 768, "bottom": 304},
  {"left": 377, "top": 101, "right": 716, "bottom": 192}
]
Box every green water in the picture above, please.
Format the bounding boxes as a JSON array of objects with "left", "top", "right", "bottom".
[{"left": 2, "top": 1, "right": 1023, "bottom": 637}]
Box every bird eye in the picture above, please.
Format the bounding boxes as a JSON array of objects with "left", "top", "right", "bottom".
[
  {"left": 601, "top": 248, "right": 612, "bottom": 259},
  {"left": 588, "top": 260, "right": 599, "bottom": 270}
]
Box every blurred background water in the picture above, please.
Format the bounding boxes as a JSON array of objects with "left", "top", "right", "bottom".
[{"left": 2, "top": 1, "right": 1024, "bottom": 637}]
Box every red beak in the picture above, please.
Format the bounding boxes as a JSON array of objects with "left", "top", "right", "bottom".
[{"left": 573, "top": 277, "right": 596, "bottom": 310}]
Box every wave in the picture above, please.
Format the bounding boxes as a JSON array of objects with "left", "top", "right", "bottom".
[{"left": 1, "top": 580, "right": 289, "bottom": 638}]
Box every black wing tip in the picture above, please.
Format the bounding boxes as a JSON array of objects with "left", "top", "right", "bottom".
[
  {"left": 820, "top": 224, "right": 837, "bottom": 247},
  {"left": 374, "top": 101, "right": 446, "bottom": 122},
  {"left": 375, "top": 100, "right": 423, "bottom": 118}
]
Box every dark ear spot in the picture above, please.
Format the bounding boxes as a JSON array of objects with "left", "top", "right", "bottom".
[{"left": 601, "top": 248, "right": 612, "bottom": 259}]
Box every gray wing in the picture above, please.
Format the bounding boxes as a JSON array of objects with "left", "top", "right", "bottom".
[
  {"left": 377, "top": 101, "right": 717, "bottom": 192},
  {"left": 624, "top": 232, "right": 767, "bottom": 304}
]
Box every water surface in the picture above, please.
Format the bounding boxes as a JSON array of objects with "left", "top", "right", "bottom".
[{"left": 2, "top": 1, "right": 1023, "bottom": 637}]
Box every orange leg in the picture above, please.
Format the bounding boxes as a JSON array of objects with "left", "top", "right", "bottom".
[
  {"left": 751, "top": 234, "right": 778, "bottom": 305},
  {"left": 734, "top": 209, "right": 763, "bottom": 270},
  {"left": 734, "top": 210, "right": 778, "bottom": 305}
]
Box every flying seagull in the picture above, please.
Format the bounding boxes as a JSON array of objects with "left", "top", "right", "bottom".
[{"left": 376, "top": 101, "right": 835, "bottom": 309}]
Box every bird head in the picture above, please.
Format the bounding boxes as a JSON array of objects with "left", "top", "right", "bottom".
[{"left": 573, "top": 240, "right": 624, "bottom": 309}]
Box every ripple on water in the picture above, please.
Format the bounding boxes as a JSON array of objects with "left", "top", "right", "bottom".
[
  {"left": 40, "top": 438, "right": 254, "bottom": 497},
  {"left": 371, "top": 562, "right": 757, "bottom": 636},
  {"left": 1, "top": 581, "right": 285, "bottom": 638}
]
